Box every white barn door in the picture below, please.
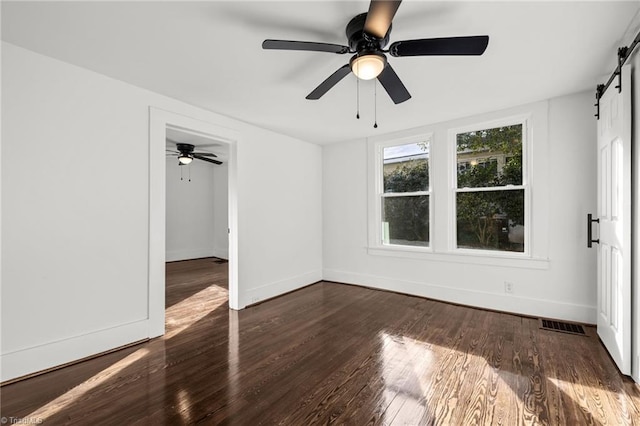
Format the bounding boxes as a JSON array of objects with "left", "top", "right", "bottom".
[{"left": 595, "top": 64, "right": 632, "bottom": 375}]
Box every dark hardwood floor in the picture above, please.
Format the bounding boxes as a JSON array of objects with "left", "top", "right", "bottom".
[{"left": 2, "top": 257, "right": 640, "bottom": 424}]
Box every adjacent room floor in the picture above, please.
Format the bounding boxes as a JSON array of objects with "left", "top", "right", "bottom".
[{"left": 1, "top": 258, "right": 639, "bottom": 424}]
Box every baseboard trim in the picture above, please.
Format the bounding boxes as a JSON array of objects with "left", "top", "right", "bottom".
[
  {"left": 245, "top": 281, "right": 321, "bottom": 308},
  {"left": 322, "top": 269, "right": 596, "bottom": 324},
  {"left": 0, "top": 319, "right": 149, "bottom": 383},
  {"left": 166, "top": 248, "right": 215, "bottom": 262},
  {"left": 212, "top": 248, "right": 229, "bottom": 260},
  {"left": 241, "top": 269, "right": 323, "bottom": 308}
]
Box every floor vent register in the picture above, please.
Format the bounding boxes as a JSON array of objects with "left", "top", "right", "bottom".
[{"left": 539, "top": 319, "right": 587, "bottom": 336}]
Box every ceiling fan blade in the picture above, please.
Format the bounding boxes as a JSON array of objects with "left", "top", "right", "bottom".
[
  {"left": 364, "top": 0, "right": 402, "bottom": 39},
  {"left": 306, "top": 64, "right": 352, "bottom": 100},
  {"left": 377, "top": 64, "right": 411, "bottom": 104},
  {"left": 262, "top": 39, "right": 349, "bottom": 54},
  {"left": 193, "top": 154, "right": 223, "bottom": 165},
  {"left": 389, "top": 35, "right": 489, "bottom": 57},
  {"left": 192, "top": 152, "right": 218, "bottom": 157}
]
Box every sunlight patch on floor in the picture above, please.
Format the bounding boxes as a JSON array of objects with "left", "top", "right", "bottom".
[
  {"left": 547, "top": 376, "right": 633, "bottom": 422},
  {"left": 378, "top": 332, "right": 521, "bottom": 425},
  {"left": 164, "top": 285, "right": 228, "bottom": 339},
  {"left": 27, "top": 348, "right": 150, "bottom": 420},
  {"left": 379, "top": 332, "right": 435, "bottom": 424},
  {"left": 26, "top": 285, "right": 227, "bottom": 421}
]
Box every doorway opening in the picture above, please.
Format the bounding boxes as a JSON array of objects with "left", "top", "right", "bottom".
[
  {"left": 166, "top": 127, "right": 229, "bottom": 263},
  {"left": 149, "top": 107, "right": 239, "bottom": 339},
  {"left": 164, "top": 126, "right": 231, "bottom": 331}
]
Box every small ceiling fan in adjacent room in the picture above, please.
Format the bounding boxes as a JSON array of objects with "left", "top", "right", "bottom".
[
  {"left": 166, "top": 142, "right": 223, "bottom": 165},
  {"left": 262, "top": 0, "right": 489, "bottom": 104}
]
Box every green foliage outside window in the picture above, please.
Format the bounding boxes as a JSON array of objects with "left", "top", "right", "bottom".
[
  {"left": 381, "top": 125, "right": 525, "bottom": 252},
  {"left": 382, "top": 195, "right": 429, "bottom": 246},
  {"left": 456, "top": 124, "right": 524, "bottom": 252},
  {"left": 384, "top": 159, "right": 429, "bottom": 193},
  {"left": 383, "top": 144, "right": 429, "bottom": 246}
]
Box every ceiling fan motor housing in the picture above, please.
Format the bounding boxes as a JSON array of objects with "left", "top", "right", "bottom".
[
  {"left": 176, "top": 143, "right": 195, "bottom": 154},
  {"left": 346, "top": 13, "right": 391, "bottom": 53}
]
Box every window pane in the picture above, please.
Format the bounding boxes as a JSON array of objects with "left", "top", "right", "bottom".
[
  {"left": 456, "top": 124, "right": 522, "bottom": 188},
  {"left": 383, "top": 142, "right": 429, "bottom": 192},
  {"left": 456, "top": 190, "right": 524, "bottom": 252},
  {"left": 382, "top": 195, "right": 429, "bottom": 247}
]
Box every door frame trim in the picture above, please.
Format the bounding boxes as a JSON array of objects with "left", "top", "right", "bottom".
[{"left": 148, "top": 107, "right": 240, "bottom": 338}]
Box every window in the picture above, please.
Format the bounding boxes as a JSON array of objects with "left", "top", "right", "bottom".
[
  {"left": 368, "top": 110, "right": 540, "bottom": 265},
  {"left": 455, "top": 123, "right": 526, "bottom": 253},
  {"left": 379, "top": 139, "right": 431, "bottom": 247}
]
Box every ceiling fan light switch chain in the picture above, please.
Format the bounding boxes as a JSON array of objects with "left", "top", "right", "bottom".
[
  {"left": 374, "top": 80, "right": 378, "bottom": 129},
  {"left": 356, "top": 69, "right": 361, "bottom": 119}
]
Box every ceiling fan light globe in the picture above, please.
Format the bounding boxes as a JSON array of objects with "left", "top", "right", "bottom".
[
  {"left": 351, "top": 53, "right": 386, "bottom": 80},
  {"left": 178, "top": 154, "right": 193, "bottom": 165}
]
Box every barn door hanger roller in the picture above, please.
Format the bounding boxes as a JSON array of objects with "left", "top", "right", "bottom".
[{"left": 595, "top": 31, "right": 639, "bottom": 119}]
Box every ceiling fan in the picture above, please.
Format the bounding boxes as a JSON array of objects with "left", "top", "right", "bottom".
[
  {"left": 166, "top": 142, "right": 222, "bottom": 165},
  {"left": 262, "top": 0, "right": 489, "bottom": 104}
]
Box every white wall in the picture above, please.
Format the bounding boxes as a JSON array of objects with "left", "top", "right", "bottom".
[
  {"left": 165, "top": 159, "right": 229, "bottom": 261},
  {"left": 323, "top": 92, "right": 597, "bottom": 323},
  {"left": 1, "top": 42, "right": 322, "bottom": 381},
  {"left": 236, "top": 125, "right": 323, "bottom": 306}
]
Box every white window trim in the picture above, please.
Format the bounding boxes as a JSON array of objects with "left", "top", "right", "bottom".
[
  {"left": 448, "top": 114, "right": 532, "bottom": 257},
  {"left": 369, "top": 133, "right": 434, "bottom": 252},
  {"left": 367, "top": 101, "right": 549, "bottom": 270}
]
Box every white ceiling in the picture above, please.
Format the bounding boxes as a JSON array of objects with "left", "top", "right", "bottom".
[{"left": 3, "top": 1, "right": 639, "bottom": 145}]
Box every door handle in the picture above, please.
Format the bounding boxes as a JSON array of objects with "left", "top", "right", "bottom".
[{"left": 587, "top": 213, "right": 599, "bottom": 248}]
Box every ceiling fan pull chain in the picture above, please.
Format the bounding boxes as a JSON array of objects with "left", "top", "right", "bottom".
[
  {"left": 356, "top": 76, "right": 360, "bottom": 119},
  {"left": 180, "top": 165, "right": 184, "bottom": 181},
  {"left": 189, "top": 164, "right": 191, "bottom": 182},
  {"left": 374, "top": 81, "right": 378, "bottom": 129}
]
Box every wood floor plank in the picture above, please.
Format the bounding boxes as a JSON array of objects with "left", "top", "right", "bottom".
[{"left": 2, "top": 258, "right": 639, "bottom": 425}]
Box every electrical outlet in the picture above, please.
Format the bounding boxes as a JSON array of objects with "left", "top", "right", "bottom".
[{"left": 504, "top": 281, "right": 514, "bottom": 294}]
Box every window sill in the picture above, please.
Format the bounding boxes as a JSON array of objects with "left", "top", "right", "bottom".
[{"left": 367, "top": 246, "right": 549, "bottom": 270}]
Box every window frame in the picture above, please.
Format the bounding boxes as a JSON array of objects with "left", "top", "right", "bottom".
[
  {"left": 371, "top": 134, "right": 434, "bottom": 252},
  {"left": 366, "top": 106, "right": 547, "bottom": 270},
  {"left": 449, "top": 116, "right": 531, "bottom": 257}
]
